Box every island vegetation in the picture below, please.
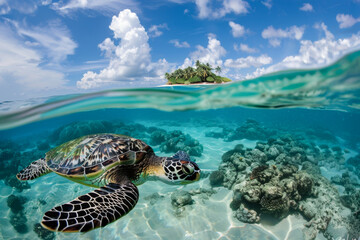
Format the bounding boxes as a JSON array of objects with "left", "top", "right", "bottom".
[{"left": 164, "top": 60, "right": 232, "bottom": 85}]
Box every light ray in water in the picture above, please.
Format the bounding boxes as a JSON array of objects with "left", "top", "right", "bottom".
[{"left": 0, "top": 50, "right": 360, "bottom": 130}]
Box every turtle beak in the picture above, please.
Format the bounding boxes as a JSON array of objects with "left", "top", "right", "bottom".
[
  {"left": 194, "top": 171, "right": 200, "bottom": 181},
  {"left": 184, "top": 162, "right": 200, "bottom": 182}
]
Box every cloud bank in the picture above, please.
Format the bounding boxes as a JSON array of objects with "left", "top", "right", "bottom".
[{"left": 77, "top": 9, "right": 170, "bottom": 89}]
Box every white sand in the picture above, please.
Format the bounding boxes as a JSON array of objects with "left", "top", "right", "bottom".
[{"left": 0, "top": 123, "right": 329, "bottom": 240}]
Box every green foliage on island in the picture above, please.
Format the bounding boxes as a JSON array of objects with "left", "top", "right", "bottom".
[{"left": 165, "top": 61, "right": 232, "bottom": 85}]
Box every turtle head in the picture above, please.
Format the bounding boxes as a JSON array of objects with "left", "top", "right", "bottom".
[
  {"left": 160, "top": 151, "right": 200, "bottom": 185},
  {"left": 161, "top": 158, "right": 201, "bottom": 184}
]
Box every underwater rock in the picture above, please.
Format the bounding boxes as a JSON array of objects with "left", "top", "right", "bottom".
[
  {"left": 301, "top": 161, "right": 321, "bottom": 175},
  {"left": 4, "top": 175, "right": 31, "bottom": 192},
  {"left": 33, "top": 223, "right": 55, "bottom": 240},
  {"left": 159, "top": 130, "right": 203, "bottom": 157},
  {"left": 266, "top": 146, "right": 281, "bottom": 160},
  {"left": 7, "top": 194, "right": 27, "bottom": 214},
  {"left": 240, "top": 181, "right": 262, "bottom": 203},
  {"left": 149, "top": 129, "right": 167, "bottom": 145},
  {"left": 233, "top": 204, "right": 260, "bottom": 223},
  {"left": 114, "top": 122, "right": 149, "bottom": 140},
  {"left": 218, "top": 162, "right": 238, "bottom": 189},
  {"left": 37, "top": 141, "right": 51, "bottom": 151},
  {"left": 49, "top": 120, "right": 115, "bottom": 144},
  {"left": 229, "top": 119, "right": 276, "bottom": 141},
  {"left": 213, "top": 138, "right": 354, "bottom": 238},
  {"left": 297, "top": 174, "right": 350, "bottom": 240},
  {"left": 10, "top": 212, "right": 28, "bottom": 234},
  {"left": 0, "top": 142, "right": 22, "bottom": 180},
  {"left": 188, "top": 188, "right": 216, "bottom": 201},
  {"left": 171, "top": 190, "right": 193, "bottom": 208},
  {"left": 7, "top": 195, "right": 28, "bottom": 234},
  {"left": 205, "top": 127, "right": 232, "bottom": 139},
  {"left": 279, "top": 164, "right": 298, "bottom": 178},
  {"left": 347, "top": 154, "right": 360, "bottom": 176},
  {"left": 205, "top": 119, "right": 276, "bottom": 141},
  {"left": 221, "top": 144, "right": 245, "bottom": 163},
  {"left": 230, "top": 191, "right": 242, "bottom": 210},
  {"left": 209, "top": 170, "right": 224, "bottom": 187},
  {"left": 249, "top": 149, "right": 267, "bottom": 164},
  {"left": 250, "top": 165, "right": 275, "bottom": 183},
  {"left": 340, "top": 189, "right": 360, "bottom": 212},
  {"left": 144, "top": 193, "right": 165, "bottom": 205},
  {"left": 260, "top": 184, "right": 290, "bottom": 218},
  {"left": 294, "top": 172, "right": 313, "bottom": 197}
]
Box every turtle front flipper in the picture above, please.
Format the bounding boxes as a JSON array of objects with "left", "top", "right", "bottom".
[
  {"left": 41, "top": 182, "right": 139, "bottom": 232},
  {"left": 16, "top": 158, "right": 51, "bottom": 180}
]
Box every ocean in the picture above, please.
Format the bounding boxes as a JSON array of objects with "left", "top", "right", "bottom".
[{"left": 0, "top": 51, "right": 359, "bottom": 240}]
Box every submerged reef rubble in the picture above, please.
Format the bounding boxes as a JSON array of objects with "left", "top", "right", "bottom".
[
  {"left": 170, "top": 188, "right": 216, "bottom": 217},
  {"left": 7, "top": 194, "right": 28, "bottom": 234},
  {"left": 347, "top": 154, "right": 360, "bottom": 179},
  {"left": 33, "top": 223, "right": 55, "bottom": 240},
  {"left": 47, "top": 120, "right": 204, "bottom": 157},
  {"left": 150, "top": 129, "right": 204, "bottom": 157},
  {"left": 205, "top": 119, "right": 277, "bottom": 141},
  {"left": 209, "top": 135, "right": 356, "bottom": 240}
]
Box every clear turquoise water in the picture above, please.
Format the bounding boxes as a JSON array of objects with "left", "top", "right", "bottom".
[{"left": 0, "top": 51, "right": 360, "bottom": 239}]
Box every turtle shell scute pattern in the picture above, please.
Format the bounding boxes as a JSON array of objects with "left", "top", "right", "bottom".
[{"left": 46, "top": 134, "right": 152, "bottom": 176}]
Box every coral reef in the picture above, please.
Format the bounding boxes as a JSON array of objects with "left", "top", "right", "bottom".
[
  {"left": 4, "top": 175, "right": 30, "bottom": 192},
  {"left": 212, "top": 135, "right": 354, "bottom": 240},
  {"left": 148, "top": 128, "right": 167, "bottom": 146},
  {"left": 347, "top": 154, "right": 360, "bottom": 178},
  {"left": 171, "top": 190, "right": 194, "bottom": 208},
  {"left": 171, "top": 190, "right": 194, "bottom": 217},
  {"left": 206, "top": 119, "right": 276, "bottom": 141},
  {"left": 7, "top": 194, "right": 28, "bottom": 234},
  {"left": 209, "top": 170, "right": 224, "bottom": 187},
  {"left": 170, "top": 188, "right": 216, "bottom": 216},
  {"left": 49, "top": 120, "right": 115, "bottom": 145},
  {"left": 33, "top": 223, "right": 55, "bottom": 240},
  {"left": 49, "top": 121, "right": 204, "bottom": 157},
  {"left": 158, "top": 130, "right": 203, "bottom": 157}
]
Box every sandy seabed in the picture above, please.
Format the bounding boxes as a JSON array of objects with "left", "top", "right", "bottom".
[{"left": 0, "top": 124, "right": 339, "bottom": 240}]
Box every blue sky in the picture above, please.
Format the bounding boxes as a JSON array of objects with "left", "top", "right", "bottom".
[{"left": 0, "top": 0, "right": 360, "bottom": 100}]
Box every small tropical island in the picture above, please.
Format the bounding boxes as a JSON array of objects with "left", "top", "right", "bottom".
[{"left": 164, "top": 61, "right": 232, "bottom": 85}]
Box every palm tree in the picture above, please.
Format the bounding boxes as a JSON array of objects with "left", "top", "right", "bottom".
[{"left": 215, "top": 66, "right": 222, "bottom": 75}]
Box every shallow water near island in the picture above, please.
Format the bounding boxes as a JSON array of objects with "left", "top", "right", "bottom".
[{"left": 0, "top": 52, "right": 360, "bottom": 240}]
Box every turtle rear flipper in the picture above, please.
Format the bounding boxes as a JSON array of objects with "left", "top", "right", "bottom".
[
  {"left": 41, "top": 182, "right": 139, "bottom": 232},
  {"left": 16, "top": 158, "right": 51, "bottom": 180}
]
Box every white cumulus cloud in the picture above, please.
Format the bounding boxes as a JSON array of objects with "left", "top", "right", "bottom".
[
  {"left": 262, "top": 25, "right": 305, "bottom": 47},
  {"left": 336, "top": 14, "right": 360, "bottom": 29},
  {"left": 195, "top": 0, "right": 250, "bottom": 19},
  {"left": 234, "top": 43, "right": 257, "bottom": 53},
  {"left": 77, "top": 9, "right": 170, "bottom": 89},
  {"left": 229, "top": 21, "right": 246, "bottom": 38},
  {"left": 148, "top": 23, "right": 168, "bottom": 38},
  {"left": 247, "top": 23, "right": 360, "bottom": 79},
  {"left": 300, "top": 3, "right": 313, "bottom": 12},
  {"left": 224, "top": 55, "right": 272, "bottom": 68},
  {"left": 170, "top": 39, "right": 190, "bottom": 48},
  {"left": 187, "top": 34, "right": 226, "bottom": 67}
]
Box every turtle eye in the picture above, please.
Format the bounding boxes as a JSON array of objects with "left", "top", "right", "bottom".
[{"left": 182, "top": 164, "right": 194, "bottom": 174}]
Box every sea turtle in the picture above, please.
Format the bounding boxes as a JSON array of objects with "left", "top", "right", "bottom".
[{"left": 16, "top": 134, "right": 200, "bottom": 232}]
